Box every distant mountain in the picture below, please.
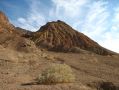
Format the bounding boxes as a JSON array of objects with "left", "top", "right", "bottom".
[
  {"left": 30, "top": 20, "right": 115, "bottom": 55},
  {"left": 15, "top": 27, "right": 32, "bottom": 36}
]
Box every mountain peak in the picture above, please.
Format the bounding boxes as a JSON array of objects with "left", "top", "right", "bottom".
[
  {"left": 46, "top": 20, "right": 71, "bottom": 28},
  {"left": 46, "top": 20, "right": 66, "bottom": 24},
  {"left": 31, "top": 20, "right": 115, "bottom": 55},
  {"left": 38, "top": 20, "right": 75, "bottom": 36}
]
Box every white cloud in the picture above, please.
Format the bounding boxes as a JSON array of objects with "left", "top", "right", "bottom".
[
  {"left": 99, "top": 32, "right": 119, "bottom": 53},
  {"left": 80, "top": 1, "right": 109, "bottom": 39},
  {"left": 51, "top": 0, "right": 88, "bottom": 18},
  {"left": 18, "top": 18, "right": 26, "bottom": 24},
  {"left": 99, "top": 7, "right": 119, "bottom": 53},
  {"left": 14, "top": 0, "right": 46, "bottom": 31},
  {"left": 111, "top": 7, "right": 119, "bottom": 32}
]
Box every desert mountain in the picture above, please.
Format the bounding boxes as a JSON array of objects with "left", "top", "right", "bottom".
[{"left": 30, "top": 20, "right": 115, "bottom": 55}]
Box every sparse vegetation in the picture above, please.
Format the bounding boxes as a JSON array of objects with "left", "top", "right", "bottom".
[
  {"left": 38, "top": 63, "right": 75, "bottom": 84},
  {"left": 41, "top": 53, "right": 55, "bottom": 61}
]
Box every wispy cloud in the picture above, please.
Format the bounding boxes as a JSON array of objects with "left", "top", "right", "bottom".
[
  {"left": 51, "top": 0, "right": 88, "bottom": 18},
  {"left": 111, "top": 7, "right": 119, "bottom": 32},
  {"left": 14, "top": 0, "right": 46, "bottom": 31},
  {"left": 80, "top": 1, "right": 109, "bottom": 39},
  {"left": 99, "top": 7, "right": 119, "bottom": 53}
]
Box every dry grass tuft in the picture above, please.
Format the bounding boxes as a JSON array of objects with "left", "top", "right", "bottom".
[{"left": 38, "top": 63, "right": 75, "bottom": 84}]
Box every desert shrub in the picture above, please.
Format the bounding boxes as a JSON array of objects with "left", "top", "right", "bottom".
[
  {"left": 70, "top": 47, "right": 81, "bottom": 53},
  {"left": 38, "top": 63, "right": 75, "bottom": 84}
]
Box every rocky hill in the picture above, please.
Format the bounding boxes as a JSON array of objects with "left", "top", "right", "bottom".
[{"left": 30, "top": 20, "right": 115, "bottom": 55}]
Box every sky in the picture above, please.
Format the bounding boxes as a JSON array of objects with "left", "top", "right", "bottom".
[{"left": 0, "top": 0, "right": 119, "bottom": 53}]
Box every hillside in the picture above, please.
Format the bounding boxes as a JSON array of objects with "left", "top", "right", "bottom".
[
  {"left": 0, "top": 11, "right": 15, "bottom": 33},
  {"left": 30, "top": 20, "right": 115, "bottom": 55}
]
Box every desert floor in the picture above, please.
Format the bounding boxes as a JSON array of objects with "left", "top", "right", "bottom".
[{"left": 0, "top": 47, "right": 119, "bottom": 90}]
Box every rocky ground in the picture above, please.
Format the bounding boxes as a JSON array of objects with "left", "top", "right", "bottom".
[{"left": 0, "top": 46, "right": 119, "bottom": 90}]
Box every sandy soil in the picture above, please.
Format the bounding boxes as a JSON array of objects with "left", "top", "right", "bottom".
[{"left": 0, "top": 46, "right": 119, "bottom": 90}]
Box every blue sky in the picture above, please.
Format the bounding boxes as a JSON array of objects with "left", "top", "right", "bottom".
[{"left": 0, "top": 0, "right": 119, "bottom": 53}]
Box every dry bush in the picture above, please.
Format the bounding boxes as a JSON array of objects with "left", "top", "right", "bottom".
[{"left": 38, "top": 63, "right": 75, "bottom": 84}]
